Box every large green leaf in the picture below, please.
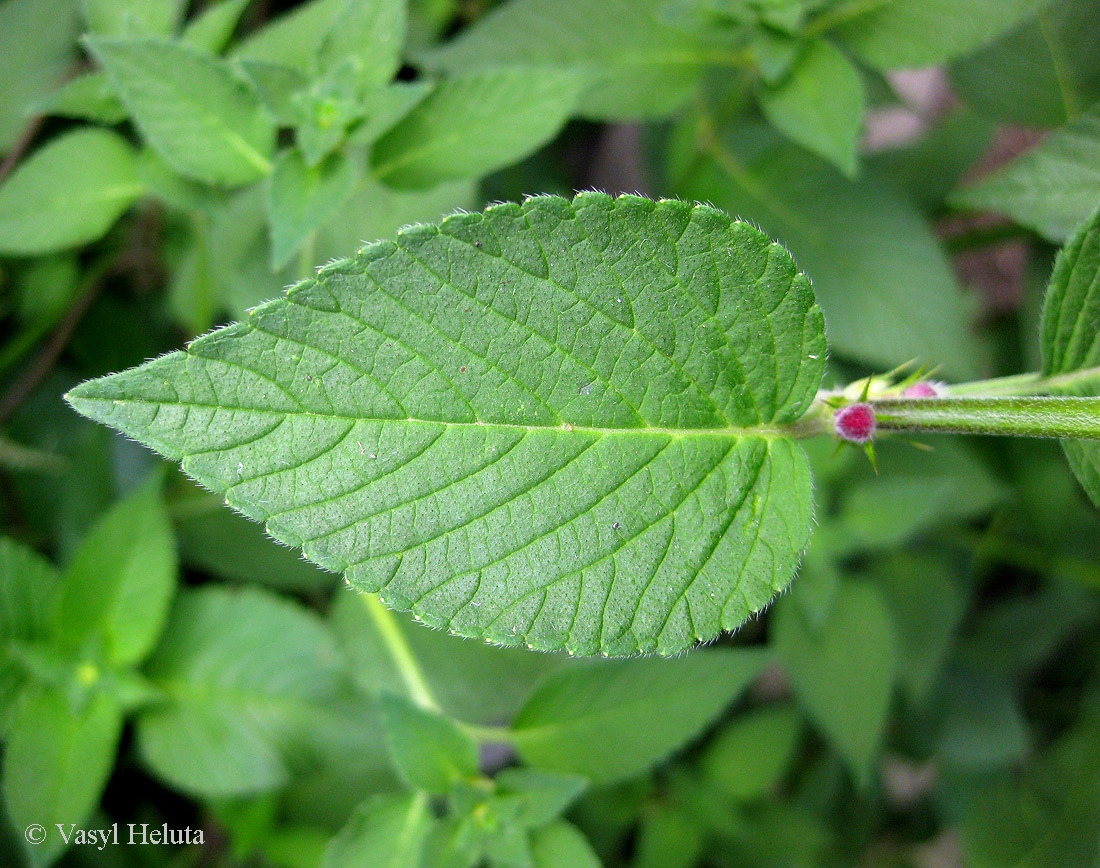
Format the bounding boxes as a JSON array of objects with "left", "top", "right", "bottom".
[
  {"left": 88, "top": 36, "right": 276, "bottom": 186},
  {"left": 829, "top": 0, "right": 1050, "bottom": 69},
  {"left": 371, "top": 68, "right": 588, "bottom": 189},
  {"left": 1040, "top": 203, "right": 1100, "bottom": 505},
  {"left": 509, "top": 648, "right": 767, "bottom": 781},
  {"left": 135, "top": 586, "right": 350, "bottom": 796},
  {"left": 951, "top": 101, "right": 1100, "bottom": 242},
  {"left": 66, "top": 193, "right": 826, "bottom": 656},
  {"left": 0, "top": 128, "right": 142, "bottom": 256},
  {"left": 423, "top": 0, "right": 718, "bottom": 120}
]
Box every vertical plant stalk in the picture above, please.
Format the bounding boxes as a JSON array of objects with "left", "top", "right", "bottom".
[{"left": 361, "top": 593, "right": 441, "bottom": 712}]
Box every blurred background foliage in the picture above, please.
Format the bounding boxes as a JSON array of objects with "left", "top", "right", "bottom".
[{"left": 0, "top": 0, "right": 1099, "bottom": 866}]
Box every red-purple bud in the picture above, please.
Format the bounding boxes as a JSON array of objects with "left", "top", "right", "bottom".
[
  {"left": 901, "top": 381, "right": 943, "bottom": 398},
  {"left": 834, "top": 402, "right": 876, "bottom": 444}
]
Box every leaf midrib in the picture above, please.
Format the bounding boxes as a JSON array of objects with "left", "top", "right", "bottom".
[{"left": 71, "top": 395, "right": 787, "bottom": 440}]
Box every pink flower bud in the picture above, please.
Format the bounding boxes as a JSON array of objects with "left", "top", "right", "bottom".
[
  {"left": 902, "top": 381, "right": 944, "bottom": 398},
  {"left": 834, "top": 402, "right": 876, "bottom": 444}
]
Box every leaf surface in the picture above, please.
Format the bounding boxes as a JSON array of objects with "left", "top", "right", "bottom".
[
  {"left": 66, "top": 193, "right": 826, "bottom": 656},
  {"left": 758, "top": 40, "right": 865, "bottom": 177},
  {"left": 378, "top": 692, "right": 479, "bottom": 793},
  {"left": 0, "top": 128, "right": 142, "bottom": 255},
  {"left": 951, "top": 101, "right": 1100, "bottom": 242},
  {"left": 423, "top": 0, "right": 714, "bottom": 120},
  {"left": 53, "top": 477, "right": 176, "bottom": 667},
  {"left": 371, "top": 69, "right": 588, "bottom": 189},
  {"left": 773, "top": 581, "right": 897, "bottom": 785},
  {"left": 3, "top": 684, "right": 123, "bottom": 868},
  {"left": 510, "top": 648, "right": 767, "bottom": 781},
  {"left": 1040, "top": 203, "right": 1100, "bottom": 505},
  {"left": 0, "top": 539, "right": 58, "bottom": 731},
  {"left": 135, "top": 586, "right": 349, "bottom": 796},
  {"left": 831, "top": 0, "right": 1050, "bottom": 69},
  {"left": 679, "top": 131, "right": 980, "bottom": 378},
  {"left": 88, "top": 36, "right": 276, "bottom": 185},
  {"left": 323, "top": 793, "right": 433, "bottom": 868}
]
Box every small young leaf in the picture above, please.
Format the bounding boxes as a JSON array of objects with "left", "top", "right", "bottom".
[
  {"left": 0, "top": 538, "right": 58, "bottom": 731},
  {"left": 372, "top": 68, "right": 588, "bottom": 188},
  {"left": 510, "top": 649, "right": 768, "bottom": 782},
  {"left": 323, "top": 793, "right": 434, "bottom": 868},
  {"left": 951, "top": 101, "right": 1100, "bottom": 242},
  {"left": 773, "top": 581, "right": 897, "bottom": 786},
  {"left": 3, "top": 684, "right": 124, "bottom": 868},
  {"left": 231, "top": 0, "right": 347, "bottom": 73},
  {"left": 52, "top": 476, "right": 176, "bottom": 667},
  {"left": 830, "top": 0, "right": 1051, "bottom": 70},
  {"left": 239, "top": 59, "right": 310, "bottom": 126},
  {"left": 0, "top": 128, "right": 142, "bottom": 256},
  {"left": 530, "top": 822, "right": 602, "bottom": 868},
  {"left": 493, "top": 768, "right": 588, "bottom": 829},
  {"left": 759, "top": 40, "right": 865, "bottom": 177},
  {"left": 33, "top": 71, "right": 127, "bottom": 124},
  {"left": 136, "top": 586, "right": 349, "bottom": 796},
  {"left": 378, "top": 691, "right": 479, "bottom": 794},
  {"left": 88, "top": 36, "right": 276, "bottom": 186},
  {"left": 81, "top": 0, "right": 185, "bottom": 36},
  {"left": 267, "top": 147, "right": 358, "bottom": 270},
  {"left": 66, "top": 193, "right": 827, "bottom": 656},
  {"left": 1041, "top": 203, "right": 1100, "bottom": 505},
  {"left": 318, "top": 0, "right": 405, "bottom": 92},
  {"left": 180, "top": 0, "right": 252, "bottom": 54}
]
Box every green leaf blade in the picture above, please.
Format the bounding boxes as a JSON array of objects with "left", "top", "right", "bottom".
[
  {"left": 951, "top": 101, "right": 1100, "bottom": 242},
  {"left": 510, "top": 648, "right": 767, "bottom": 782},
  {"left": 831, "top": 0, "right": 1051, "bottom": 69},
  {"left": 3, "top": 684, "right": 124, "bottom": 868},
  {"left": 87, "top": 36, "right": 276, "bottom": 185},
  {"left": 378, "top": 692, "right": 480, "bottom": 794},
  {"left": 135, "top": 586, "right": 350, "bottom": 797},
  {"left": 0, "top": 128, "right": 142, "bottom": 256},
  {"left": 1040, "top": 203, "right": 1100, "bottom": 504},
  {"left": 758, "top": 40, "right": 865, "bottom": 177},
  {"left": 66, "top": 193, "right": 826, "bottom": 656},
  {"left": 371, "top": 69, "right": 588, "bottom": 189}
]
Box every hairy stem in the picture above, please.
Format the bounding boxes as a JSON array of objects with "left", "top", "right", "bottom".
[{"left": 872, "top": 396, "right": 1100, "bottom": 440}]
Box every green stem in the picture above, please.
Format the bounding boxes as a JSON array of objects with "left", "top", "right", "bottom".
[
  {"left": 872, "top": 395, "right": 1100, "bottom": 440},
  {"left": 361, "top": 594, "right": 440, "bottom": 712},
  {"left": 946, "top": 366, "right": 1100, "bottom": 397}
]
